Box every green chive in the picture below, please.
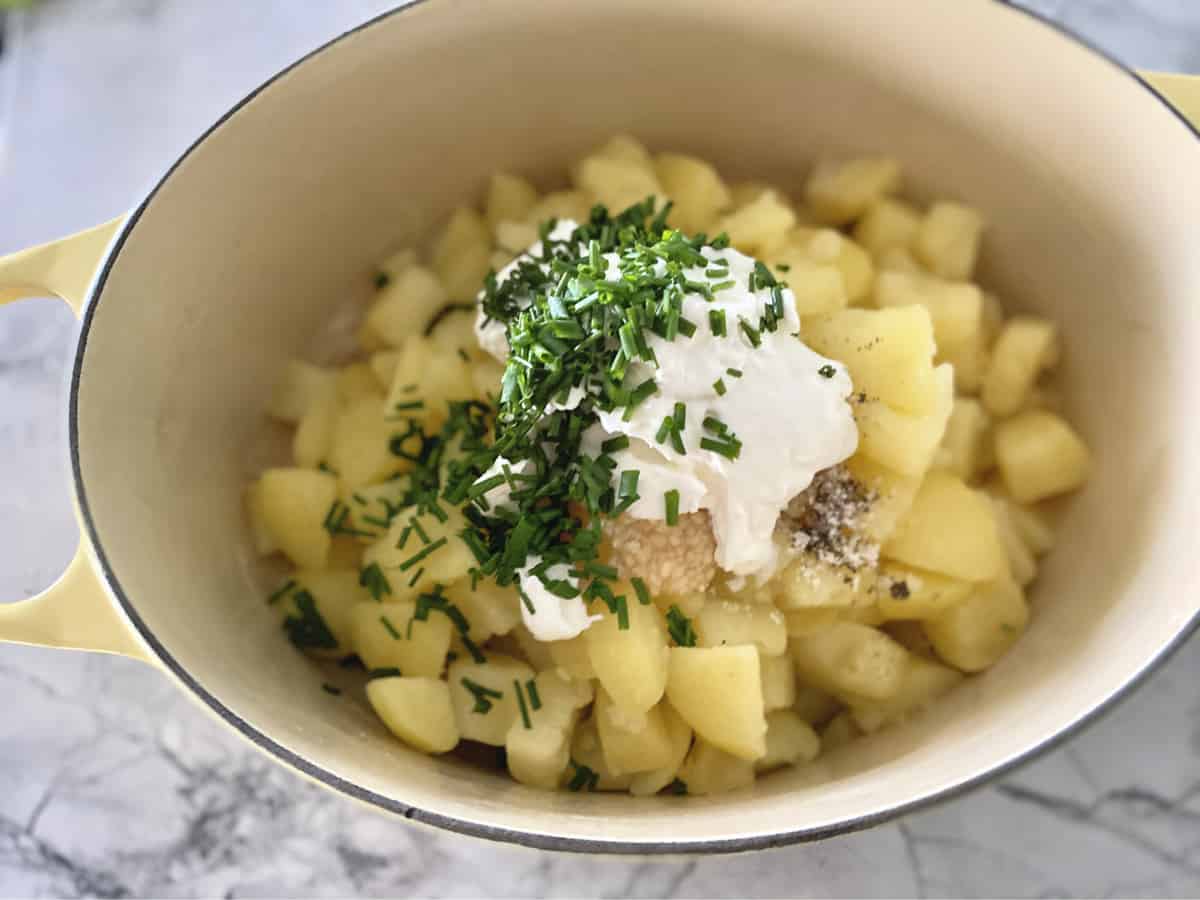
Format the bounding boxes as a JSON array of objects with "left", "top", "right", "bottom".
[
  {"left": 713, "top": 378, "right": 726, "bottom": 396},
  {"left": 631, "top": 577, "right": 651, "bottom": 606},
  {"left": 398, "top": 537, "right": 447, "bottom": 572},
  {"left": 514, "top": 679, "right": 532, "bottom": 729},
  {"left": 380, "top": 615, "right": 401, "bottom": 640},
  {"left": 526, "top": 679, "right": 542, "bottom": 710},
  {"left": 709, "top": 309, "right": 727, "bottom": 336},
  {"left": 664, "top": 489, "right": 680, "bottom": 526}
]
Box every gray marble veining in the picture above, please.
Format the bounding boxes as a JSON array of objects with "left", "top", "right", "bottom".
[{"left": 2, "top": 1, "right": 1200, "bottom": 896}]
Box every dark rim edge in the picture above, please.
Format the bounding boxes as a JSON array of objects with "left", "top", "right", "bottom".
[{"left": 67, "top": 0, "right": 1200, "bottom": 855}]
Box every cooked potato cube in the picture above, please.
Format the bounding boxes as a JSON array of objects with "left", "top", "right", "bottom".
[
  {"left": 981, "top": 317, "right": 1059, "bottom": 417},
  {"left": 586, "top": 588, "right": 669, "bottom": 715},
  {"left": 328, "top": 394, "right": 401, "bottom": 490},
  {"left": 884, "top": 471, "right": 1007, "bottom": 582},
  {"left": 914, "top": 202, "right": 985, "bottom": 280},
  {"left": 877, "top": 246, "right": 925, "bottom": 274},
  {"left": 447, "top": 653, "right": 535, "bottom": 746},
  {"left": 361, "top": 505, "right": 475, "bottom": 597},
  {"left": 854, "top": 363, "right": 954, "bottom": 477},
  {"left": 937, "top": 397, "right": 992, "bottom": 481},
  {"left": 803, "top": 229, "right": 875, "bottom": 305},
  {"left": 804, "top": 157, "right": 901, "bottom": 226},
  {"left": 803, "top": 306, "right": 938, "bottom": 416},
  {"left": 790, "top": 622, "right": 910, "bottom": 701},
  {"left": 386, "top": 336, "right": 475, "bottom": 427},
  {"left": 775, "top": 556, "right": 878, "bottom": 611},
  {"left": 667, "top": 645, "right": 766, "bottom": 760},
  {"left": 695, "top": 600, "right": 787, "bottom": 657},
  {"left": 511, "top": 623, "right": 557, "bottom": 671},
  {"left": 493, "top": 220, "right": 539, "bottom": 255},
  {"left": 849, "top": 654, "right": 963, "bottom": 733},
  {"left": 532, "top": 668, "right": 595, "bottom": 726},
  {"left": 769, "top": 246, "right": 848, "bottom": 317},
  {"left": 292, "top": 388, "right": 339, "bottom": 470},
  {"left": 486, "top": 173, "right": 539, "bottom": 228},
  {"left": 994, "top": 410, "right": 1090, "bottom": 503},
  {"left": 716, "top": 189, "right": 797, "bottom": 256},
  {"left": 257, "top": 468, "right": 338, "bottom": 569},
  {"left": 628, "top": 705, "right": 694, "bottom": 796},
  {"left": 755, "top": 710, "right": 822, "bottom": 773},
  {"left": 335, "top": 363, "right": 380, "bottom": 405},
  {"left": 853, "top": 198, "right": 921, "bottom": 257},
  {"left": 783, "top": 608, "right": 842, "bottom": 637},
  {"left": 368, "top": 351, "right": 402, "bottom": 390},
  {"left": 506, "top": 716, "right": 572, "bottom": 790},
  {"left": 569, "top": 717, "right": 633, "bottom": 792},
  {"left": 432, "top": 207, "right": 492, "bottom": 303},
  {"left": 653, "top": 153, "right": 731, "bottom": 234},
  {"left": 428, "top": 308, "right": 481, "bottom": 361},
  {"left": 548, "top": 633, "right": 596, "bottom": 681},
  {"left": 595, "top": 690, "right": 676, "bottom": 776},
  {"left": 367, "top": 677, "right": 459, "bottom": 754},
  {"left": 244, "top": 482, "right": 277, "bottom": 555},
  {"left": 587, "top": 134, "right": 655, "bottom": 169},
  {"left": 820, "top": 711, "right": 862, "bottom": 751},
  {"left": 1007, "top": 500, "right": 1056, "bottom": 556},
  {"left": 349, "top": 600, "right": 452, "bottom": 677},
  {"left": 876, "top": 563, "right": 973, "bottom": 621},
  {"left": 525, "top": 190, "right": 592, "bottom": 226},
  {"left": 364, "top": 265, "right": 448, "bottom": 348},
  {"left": 575, "top": 155, "right": 663, "bottom": 214},
  {"left": 445, "top": 579, "right": 521, "bottom": 644},
  {"left": 843, "top": 456, "right": 922, "bottom": 545},
  {"left": 267, "top": 361, "right": 338, "bottom": 424},
  {"left": 274, "top": 568, "right": 369, "bottom": 657},
  {"left": 793, "top": 684, "right": 841, "bottom": 727},
  {"left": 677, "top": 738, "right": 756, "bottom": 795},
  {"left": 761, "top": 653, "right": 797, "bottom": 712},
  {"left": 988, "top": 497, "right": 1037, "bottom": 586},
  {"left": 924, "top": 577, "right": 1028, "bottom": 672}
]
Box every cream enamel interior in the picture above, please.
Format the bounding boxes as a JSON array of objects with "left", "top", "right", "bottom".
[{"left": 70, "top": 0, "right": 1200, "bottom": 849}]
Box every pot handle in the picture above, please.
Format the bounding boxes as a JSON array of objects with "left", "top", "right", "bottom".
[
  {"left": 0, "top": 215, "right": 151, "bottom": 661},
  {"left": 1141, "top": 72, "right": 1200, "bottom": 129}
]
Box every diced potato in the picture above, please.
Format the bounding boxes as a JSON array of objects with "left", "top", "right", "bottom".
[
  {"left": 884, "top": 471, "right": 1007, "bottom": 582},
  {"left": 595, "top": 690, "right": 676, "bottom": 776},
  {"left": 361, "top": 504, "right": 476, "bottom": 598},
  {"left": 849, "top": 654, "right": 963, "bottom": 733},
  {"left": 335, "top": 363, "right": 380, "bottom": 404},
  {"left": 775, "top": 556, "right": 877, "bottom": 611},
  {"left": 783, "top": 608, "right": 842, "bottom": 637},
  {"left": 883, "top": 620, "right": 938, "bottom": 658},
  {"left": 1007, "top": 501, "right": 1056, "bottom": 556},
  {"left": 937, "top": 397, "right": 992, "bottom": 481},
  {"left": 628, "top": 705, "right": 694, "bottom": 796},
  {"left": 803, "top": 306, "right": 938, "bottom": 416},
  {"left": 853, "top": 198, "right": 921, "bottom": 257},
  {"left": 575, "top": 156, "right": 662, "bottom": 214},
  {"left": 924, "top": 577, "right": 1028, "bottom": 672},
  {"left": 432, "top": 207, "right": 492, "bottom": 303},
  {"left": 727, "top": 181, "right": 774, "bottom": 209},
  {"left": 677, "top": 738, "right": 756, "bottom": 795},
  {"left": 447, "top": 653, "right": 535, "bottom": 746},
  {"left": 532, "top": 668, "right": 595, "bottom": 727},
  {"left": 761, "top": 653, "right": 797, "bottom": 712},
  {"left": 485, "top": 173, "right": 539, "bottom": 229},
  {"left": 586, "top": 588, "right": 669, "bottom": 715},
  {"left": 804, "top": 157, "right": 901, "bottom": 226},
  {"left": 548, "top": 633, "right": 596, "bottom": 681},
  {"left": 428, "top": 308, "right": 481, "bottom": 361},
  {"left": 994, "top": 410, "right": 1090, "bottom": 504},
  {"left": 854, "top": 363, "right": 954, "bottom": 477},
  {"left": 446, "top": 579, "right": 521, "bottom": 644},
  {"left": 876, "top": 563, "right": 973, "bottom": 621},
  {"left": 755, "top": 710, "right": 821, "bottom": 773},
  {"left": 694, "top": 600, "right": 787, "bottom": 657},
  {"left": 267, "top": 361, "right": 338, "bottom": 424},
  {"left": 493, "top": 220, "right": 539, "bottom": 255},
  {"left": 367, "top": 677, "right": 459, "bottom": 754},
  {"left": 506, "top": 716, "right": 572, "bottom": 790},
  {"left": 770, "top": 248, "right": 847, "bottom": 317},
  {"left": 914, "top": 202, "right": 985, "bottom": 280},
  {"left": 802, "top": 229, "right": 875, "bottom": 305},
  {"left": 715, "top": 189, "right": 797, "bottom": 256},
  {"left": 349, "top": 600, "right": 452, "bottom": 677},
  {"left": 328, "top": 394, "right": 400, "bottom": 491},
  {"left": 791, "top": 622, "right": 910, "bottom": 702},
  {"left": 338, "top": 478, "right": 408, "bottom": 544},
  {"left": 292, "top": 388, "right": 339, "bottom": 470},
  {"left": 820, "top": 711, "right": 861, "bottom": 751},
  {"left": 257, "top": 468, "right": 338, "bottom": 569},
  {"left": 569, "top": 717, "right": 633, "bottom": 792},
  {"left": 874, "top": 270, "right": 986, "bottom": 393},
  {"left": 525, "top": 190, "right": 592, "bottom": 226},
  {"left": 368, "top": 351, "right": 401, "bottom": 389},
  {"left": 274, "top": 568, "right": 369, "bottom": 657},
  {"left": 793, "top": 684, "right": 841, "bottom": 727},
  {"left": 512, "top": 623, "right": 557, "bottom": 671},
  {"left": 843, "top": 456, "right": 922, "bottom": 545},
  {"left": 981, "top": 291, "right": 1006, "bottom": 344},
  {"left": 586, "top": 134, "right": 656, "bottom": 170},
  {"left": 386, "top": 336, "right": 475, "bottom": 427},
  {"left": 989, "top": 497, "right": 1037, "bottom": 587},
  {"left": 653, "top": 153, "right": 732, "bottom": 234},
  {"left": 666, "top": 645, "right": 766, "bottom": 760},
  {"left": 364, "top": 265, "right": 448, "bottom": 348},
  {"left": 982, "top": 317, "right": 1060, "bottom": 417},
  {"left": 244, "top": 482, "right": 277, "bottom": 555},
  {"left": 877, "top": 247, "right": 925, "bottom": 274}
]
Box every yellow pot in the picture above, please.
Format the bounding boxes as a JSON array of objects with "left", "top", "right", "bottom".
[{"left": 3, "top": 0, "right": 1200, "bottom": 853}]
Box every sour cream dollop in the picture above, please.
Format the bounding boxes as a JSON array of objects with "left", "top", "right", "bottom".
[{"left": 475, "top": 220, "right": 858, "bottom": 637}]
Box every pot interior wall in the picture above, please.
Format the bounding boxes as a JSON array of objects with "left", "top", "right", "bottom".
[{"left": 73, "top": 0, "right": 1200, "bottom": 847}]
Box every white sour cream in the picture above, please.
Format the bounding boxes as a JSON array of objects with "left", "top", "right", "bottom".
[
  {"left": 515, "top": 559, "right": 600, "bottom": 642},
  {"left": 475, "top": 221, "right": 858, "bottom": 635}
]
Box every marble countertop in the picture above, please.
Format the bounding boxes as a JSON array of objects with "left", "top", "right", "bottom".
[{"left": 2, "top": 1, "right": 1200, "bottom": 896}]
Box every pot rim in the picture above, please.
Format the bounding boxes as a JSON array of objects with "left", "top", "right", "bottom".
[{"left": 65, "top": 0, "right": 1200, "bottom": 854}]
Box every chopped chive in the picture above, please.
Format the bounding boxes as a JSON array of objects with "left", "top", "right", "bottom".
[
  {"left": 664, "top": 489, "right": 680, "bottom": 526},
  {"left": 409, "top": 517, "right": 430, "bottom": 545},
  {"left": 601, "top": 434, "right": 630, "bottom": 453},
  {"left": 615, "top": 595, "right": 630, "bottom": 631},
  {"left": 359, "top": 563, "right": 392, "bottom": 602},
  {"left": 726, "top": 367, "right": 742, "bottom": 378},
  {"left": 713, "top": 378, "right": 726, "bottom": 396},
  {"left": 514, "top": 679, "right": 532, "bottom": 729},
  {"left": 369, "top": 666, "right": 402, "bottom": 679},
  {"left": 666, "top": 777, "right": 688, "bottom": 795},
  {"left": 700, "top": 437, "right": 742, "bottom": 460},
  {"left": 374, "top": 271, "right": 390, "bottom": 290},
  {"left": 708, "top": 309, "right": 727, "bottom": 337},
  {"left": 461, "top": 677, "right": 503, "bottom": 714},
  {"left": 380, "top": 615, "right": 401, "bottom": 640},
  {"left": 738, "top": 318, "right": 761, "bottom": 348},
  {"left": 526, "top": 679, "right": 542, "bottom": 710},
  {"left": 266, "top": 579, "right": 297, "bottom": 605},
  {"left": 407, "top": 567, "right": 425, "bottom": 588},
  {"left": 321, "top": 683, "right": 342, "bottom": 696},
  {"left": 398, "top": 536, "right": 447, "bottom": 572},
  {"left": 666, "top": 604, "right": 696, "bottom": 647},
  {"left": 631, "top": 577, "right": 651, "bottom": 606}
]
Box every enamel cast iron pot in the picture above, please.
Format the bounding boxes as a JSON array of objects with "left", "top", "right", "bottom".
[{"left": 3, "top": 0, "right": 1200, "bottom": 854}]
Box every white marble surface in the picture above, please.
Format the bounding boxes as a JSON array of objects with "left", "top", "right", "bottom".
[{"left": 2, "top": 1, "right": 1200, "bottom": 896}]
